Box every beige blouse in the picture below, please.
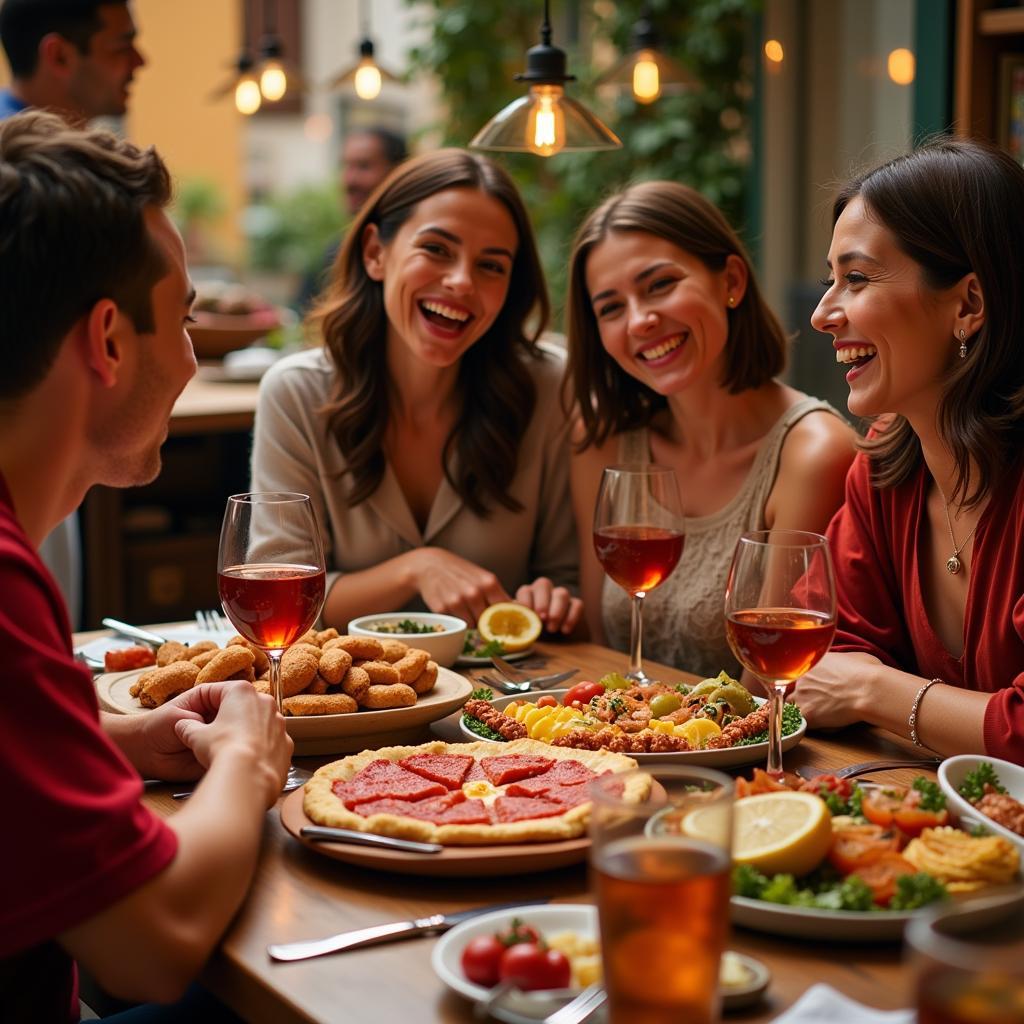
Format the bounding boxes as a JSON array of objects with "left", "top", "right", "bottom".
[
  {"left": 250, "top": 343, "right": 578, "bottom": 605},
  {"left": 601, "top": 396, "right": 843, "bottom": 679}
]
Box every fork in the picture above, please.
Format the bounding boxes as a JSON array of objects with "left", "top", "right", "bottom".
[
  {"left": 476, "top": 669, "right": 579, "bottom": 694},
  {"left": 797, "top": 756, "right": 943, "bottom": 781},
  {"left": 195, "top": 608, "right": 228, "bottom": 632},
  {"left": 542, "top": 984, "right": 607, "bottom": 1024}
]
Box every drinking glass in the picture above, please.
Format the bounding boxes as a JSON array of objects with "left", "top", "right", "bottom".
[
  {"left": 723, "top": 530, "right": 836, "bottom": 779},
  {"left": 906, "top": 891, "right": 1024, "bottom": 1024},
  {"left": 589, "top": 766, "right": 734, "bottom": 1024},
  {"left": 593, "top": 465, "right": 684, "bottom": 683},
  {"left": 218, "top": 492, "right": 326, "bottom": 790}
]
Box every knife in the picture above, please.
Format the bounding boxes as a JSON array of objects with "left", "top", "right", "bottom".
[
  {"left": 267, "top": 899, "right": 551, "bottom": 962},
  {"left": 101, "top": 618, "right": 167, "bottom": 647},
  {"left": 300, "top": 825, "right": 444, "bottom": 854}
]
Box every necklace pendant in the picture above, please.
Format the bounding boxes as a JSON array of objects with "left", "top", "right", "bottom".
[{"left": 946, "top": 555, "right": 962, "bottom": 575}]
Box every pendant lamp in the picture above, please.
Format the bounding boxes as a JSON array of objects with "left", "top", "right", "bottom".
[
  {"left": 327, "top": 0, "right": 399, "bottom": 101},
  {"left": 470, "top": 0, "right": 621, "bottom": 157},
  {"left": 594, "top": 6, "right": 693, "bottom": 105}
]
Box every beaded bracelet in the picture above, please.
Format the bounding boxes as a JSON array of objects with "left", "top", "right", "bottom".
[{"left": 909, "top": 678, "right": 942, "bottom": 747}]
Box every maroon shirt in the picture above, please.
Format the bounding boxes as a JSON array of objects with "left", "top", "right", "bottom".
[
  {"left": 0, "top": 473, "right": 178, "bottom": 1021},
  {"left": 827, "top": 452, "right": 1024, "bottom": 762}
]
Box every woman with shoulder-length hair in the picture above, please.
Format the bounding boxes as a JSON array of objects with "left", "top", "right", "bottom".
[
  {"left": 251, "top": 148, "right": 581, "bottom": 633},
  {"left": 566, "top": 180, "right": 855, "bottom": 678},
  {"left": 793, "top": 137, "right": 1024, "bottom": 762}
]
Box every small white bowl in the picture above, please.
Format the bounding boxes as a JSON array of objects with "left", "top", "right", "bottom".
[
  {"left": 938, "top": 754, "right": 1024, "bottom": 856},
  {"left": 347, "top": 612, "right": 467, "bottom": 668}
]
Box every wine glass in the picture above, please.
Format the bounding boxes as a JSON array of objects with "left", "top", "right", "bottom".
[
  {"left": 724, "top": 530, "right": 836, "bottom": 779},
  {"left": 218, "top": 492, "right": 326, "bottom": 790},
  {"left": 593, "top": 465, "right": 684, "bottom": 683}
]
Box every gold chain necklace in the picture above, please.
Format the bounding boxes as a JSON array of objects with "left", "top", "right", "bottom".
[{"left": 938, "top": 489, "right": 980, "bottom": 575}]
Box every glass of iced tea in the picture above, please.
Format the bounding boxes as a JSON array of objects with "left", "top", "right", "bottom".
[
  {"left": 593, "top": 465, "right": 684, "bottom": 683},
  {"left": 589, "top": 766, "right": 734, "bottom": 1024},
  {"left": 906, "top": 892, "right": 1024, "bottom": 1024},
  {"left": 724, "top": 530, "right": 835, "bottom": 779},
  {"left": 218, "top": 492, "right": 326, "bottom": 714}
]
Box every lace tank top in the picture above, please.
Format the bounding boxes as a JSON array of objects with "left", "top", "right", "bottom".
[{"left": 601, "top": 396, "right": 842, "bottom": 679}]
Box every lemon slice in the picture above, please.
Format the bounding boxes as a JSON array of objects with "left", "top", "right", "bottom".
[
  {"left": 723, "top": 791, "right": 833, "bottom": 877},
  {"left": 477, "top": 602, "right": 542, "bottom": 652}
]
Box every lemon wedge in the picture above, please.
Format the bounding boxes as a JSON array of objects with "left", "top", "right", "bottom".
[
  {"left": 728, "top": 791, "right": 832, "bottom": 876},
  {"left": 477, "top": 602, "right": 542, "bottom": 652}
]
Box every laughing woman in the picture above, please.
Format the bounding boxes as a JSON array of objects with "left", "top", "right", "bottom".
[
  {"left": 251, "top": 150, "right": 581, "bottom": 633},
  {"left": 791, "top": 138, "right": 1024, "bottom": 763},
  {"left": 566, "top": 181, "right": 855, "bottom": 678}
]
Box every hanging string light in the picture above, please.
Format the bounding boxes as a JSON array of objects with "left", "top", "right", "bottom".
[
  {"left": 471, "top": 0, "right": 620, "bottom": 157},
  {"left": 258, "top": 0, "right": 288, "bottom": 103},
  {"left": 327, "top": 0, "right": 399, "bottom": 101},
  {"left": 594, "top": 5, "right": 694, "bottom": 105}
]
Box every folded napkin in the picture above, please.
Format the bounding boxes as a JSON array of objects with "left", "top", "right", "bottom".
[{"left": 771, "top": 983, "right": 914, "bottom": 1024}]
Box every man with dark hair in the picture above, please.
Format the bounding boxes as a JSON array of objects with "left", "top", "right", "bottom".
[
  {"left": 0, "top": 110, "right": 291, "bottom": 1022},
  {"left": 294, "top": 124, "right": 408, "bottom": 311},
  {"left": 0, "top": 0, "right": 144, "bottom": 122}
]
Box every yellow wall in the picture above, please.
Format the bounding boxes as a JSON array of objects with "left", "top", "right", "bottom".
[{"left": 129, "top": 0, "right": 244, "bottom": 261}]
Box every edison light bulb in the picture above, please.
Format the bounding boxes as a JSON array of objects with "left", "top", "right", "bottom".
[
  {"left": 235, "top": 76, "right": 261, "bottom": 115},
  {"left": 260, "top": 60, "right": 288, "bottom": 102},
  {"left": 354, "top": 58, "right": 383, "bottom": 101},
  {"left": 632, "top": 50, "right": 661, "bottom": 104},
  {"left": 525, "top": 85, "right": 565, "bottom": 157}
]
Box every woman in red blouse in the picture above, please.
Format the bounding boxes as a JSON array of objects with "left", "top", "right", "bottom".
[{"left": 791, "top": 138, "right": 1024, "bottom": 763}]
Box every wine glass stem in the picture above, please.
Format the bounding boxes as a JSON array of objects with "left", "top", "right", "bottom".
[
  {"left": 767, "top": 680, "right": 787, "bottom": 779},
  {"left": 627, "top": 592, "right": 645, "bottom": 681},
  {"left": 268, "top": 650, "right": 284, "bottom": 714}
]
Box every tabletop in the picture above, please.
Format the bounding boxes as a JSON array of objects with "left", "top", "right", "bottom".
[{"left": 86, "top": 631, "right": 929, "bottom": 1024}]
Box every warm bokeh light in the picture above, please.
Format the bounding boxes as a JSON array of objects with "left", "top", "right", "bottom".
[
  {"left": 354, "top": 59, "right": 383, "bottom": 100},
  {"left": 526, "top": 85, "right": 565, "bottom": 157},
  {"left": 764, "top": 39, "right": 784, "bottom": 64},
  {"left": 234, "top": 76, "right": 261, "bottom": 115},
  {"left": 887, "top": 47, "right": 915, "bottom": 85},
  {"left": 632, "top": 51, "right": 661, "bottom": 103},
  {"left": 259, "top": 61, "right": 288, "bottom": 101}
]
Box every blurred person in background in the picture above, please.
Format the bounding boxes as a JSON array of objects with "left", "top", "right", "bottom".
[
  {"left": 0, "top": 0, "right": 148, "bottom": 628},
  {"left": 0, "top": 110, "right": 290, "bottom": 1023},
  {"left": 566, "top": 181, "right": 854, "bottom": 678},
  {"left": 0, "top": 0, "right": 145, "bottom": 122},
  {"left": 295, "top": 125, "right": 407, "bottom": 312},
  {"left": 256, "top": 148, "right": 581, "bottom": 634}
]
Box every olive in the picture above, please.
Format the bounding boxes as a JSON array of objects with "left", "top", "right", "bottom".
[
  {"left": 600, "top": 672, "right": 632, "bottom": 690},
  {"left": 648, "top": 693, "right": 682, "bottom": 718}
]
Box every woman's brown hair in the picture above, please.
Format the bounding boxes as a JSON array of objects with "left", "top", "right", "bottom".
[
  {"left": 312, "top": 148, "right": 550, "bottom": 516},
  {"left": 565, "top": 180, "right": 788, "bottom": 450},
  {"left": 835, "top": 137, "right": 1024, "bottom": 507}
]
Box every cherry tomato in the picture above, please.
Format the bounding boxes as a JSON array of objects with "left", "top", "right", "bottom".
[
  {"left": 827, "top": 823, "right": 900, "bottom": 874},
  {"left": 104, "top": 645, "right": 156, "bottom": 672},
  {"left": 536, "top": 695, "right": 559, "bottom": 708},
  {"left": 499, "top": 943, "right": 572, "bottom": 991},
  {"left": 460, "top": 934, "right": 506, "bottom": 987},
  {"left": 861, "top": 785, "right": 949, "bottom": 838},
  {"left": 798, "top": 774, "right": 854, "bottom": 800},
  {"left": 849, "top": 851, "right": 918, "bottom": 906},
  {"left": 861, "top": 787, "right": 906, "bottom": 830},
  {"left": 496, "top": 919, "right": 543, "bottom": 947},
  {"left": 562, "top": 681, "right": 605, "bottom": 708}
]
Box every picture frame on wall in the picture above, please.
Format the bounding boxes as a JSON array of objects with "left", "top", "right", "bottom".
[{"left": 999, "top": 54, "right": 1024, "bottom": 167}]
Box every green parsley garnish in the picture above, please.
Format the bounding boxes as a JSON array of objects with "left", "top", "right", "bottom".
[
  {"left": 461, "top": 714, "right": 504, "bottom": 741},
  {"left": 735, "top": 702, "right": 805, "bottom": 746},
  {"left": 468, "top": 687, "right": 494, "bottom": 702},
  {"left": 958, "top": 762, "right": 1007, "bottom": 803},
  {"left": 911, "top": 777, "right": 946, "bottom": 813}
]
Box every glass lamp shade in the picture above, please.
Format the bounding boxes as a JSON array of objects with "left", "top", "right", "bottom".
[
  {"left": 327, "top": 58, "right": 399, "bottom": 98},
  {"left": 259, "top": 60, "right": 288, "bottom": 101},
  {"left": 595, "top": 48, "right": 694, "bottom": 104},
  {"left": 471, "top": 85, "right": 621, "bottom": 156},
  {"left": 234, "top": 75, "right": 262, "bottom": 115}
]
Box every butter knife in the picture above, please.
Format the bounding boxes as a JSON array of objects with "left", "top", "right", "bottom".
[
  {"left": 267, "top": 899, "right": 550, "bottom": 962},
  {"left": 300, "top": 825, "right": 443, "bottom": 854},
  {"left": 101, "top": 618, "right": 167, "bottom": 647}
]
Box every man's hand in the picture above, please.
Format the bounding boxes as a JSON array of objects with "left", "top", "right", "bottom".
[
  {"left": 515, "top": 576, "right": 583, "bottom": 635},
  {"left": 412, "top": 547, "right": 511, "bottom": 625}
]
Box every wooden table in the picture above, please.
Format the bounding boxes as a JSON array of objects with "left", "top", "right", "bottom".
[{"left": 91, "top": 634, "right": 926, "bottom": 1023}]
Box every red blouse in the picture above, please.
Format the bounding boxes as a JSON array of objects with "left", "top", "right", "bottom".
[{"left": 827, "top": 452, "right": 1024, "bottom": 763}]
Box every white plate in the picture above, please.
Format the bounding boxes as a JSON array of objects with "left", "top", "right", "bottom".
[
  {"left": 96, "top": 664, "right": 472, "bottom": 756},
  {"left": 459, "top": 690, "right": 806, "bottom": 767},
  {"left": 939, "top": 754, "right": 1024, "bottom": 857},
  {"left": 434, "top": 904, "right": 596, "bottom": 1024},
  {"left": 76, "top": 625, "right": 235, "bottom": 663},
  {"left": 433, "top": 903, "right": 770, "bottom": 1019},
  {"left": 732, "top": 882, "right": 1024, "bottom": 943}
]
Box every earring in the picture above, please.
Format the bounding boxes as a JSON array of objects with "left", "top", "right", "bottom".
[
  {"left": 727, "top": 295, "right": 736, "bottom": 308},
  {"left": 958, "top": 328, "right": 967, "bottom": 359}
]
